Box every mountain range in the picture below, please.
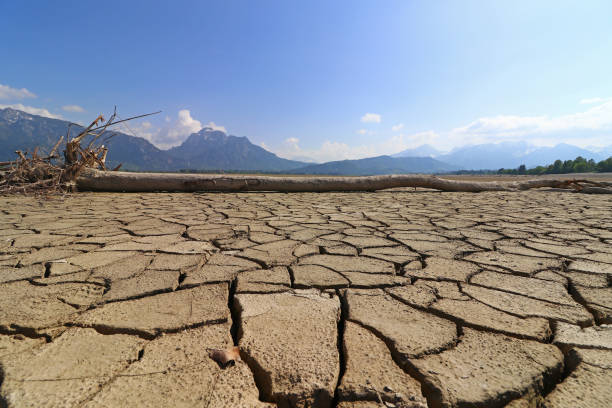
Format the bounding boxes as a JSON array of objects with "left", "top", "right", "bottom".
[
  {"left": 287, "top": 155, "right": 459, "bottom": 175},
  {"left": 1, "top": 107, "right": 610, "bottom": 174},
  {"left": 395, "top": 141, "right": 610, "bottom": 170},
  {"left": 166, "top": 130, "right": 304, "bottom": 172},
  {"left": 392, "top": 144, "right": 443, "bottom": 158},
  {"left": 0, "top": 108, "right": 305, "bottom": 172}
]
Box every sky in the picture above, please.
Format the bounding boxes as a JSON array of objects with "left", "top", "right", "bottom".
[{"left": 1, "top": 0, "right": 612, "bottom": 162}]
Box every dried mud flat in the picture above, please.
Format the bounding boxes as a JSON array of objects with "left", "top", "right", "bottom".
[{"left": 0, "top": 190, "right": 611, "bottom": 408}]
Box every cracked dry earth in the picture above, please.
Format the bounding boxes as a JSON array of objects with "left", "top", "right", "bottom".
[{"left": 0, "top": 191, "right": 611, "bottom": 408}]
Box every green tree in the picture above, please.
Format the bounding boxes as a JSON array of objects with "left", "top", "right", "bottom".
[
  {"left": 596, "top": 157, "right": 612, "bottom": 172},
  {"left": 587, "top": 159, "right": 596, "bottom": 171},
  {"left": 573, "top": 161, "right": 588, "bottom": 173}
]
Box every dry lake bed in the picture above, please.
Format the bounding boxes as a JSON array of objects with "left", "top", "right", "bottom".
[{"left": 0, "top": 187, "right": 611, "bottom": 407}]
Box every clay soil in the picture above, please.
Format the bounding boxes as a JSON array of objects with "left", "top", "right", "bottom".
[{"left": 0, "top": 185, "right": 611, "bottom": 407}]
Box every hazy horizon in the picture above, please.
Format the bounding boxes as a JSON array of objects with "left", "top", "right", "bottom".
[{"left": 2, "top": 1, "right": 612, "bottom": 162}]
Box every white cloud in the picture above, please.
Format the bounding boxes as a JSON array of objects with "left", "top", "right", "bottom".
[
  {"left": 357, "top": 129, "right": 368, "bottom": 135},
  {"left": 271, "top": 131, "right": 442, "bottom": 163},
  {"left": 579, "top": 97, "right": 610, "bottom": 105},
  {"left": 0, "top": 83, "right": 36, "bottom": 100},
  {"left": 135, "top": 109, "right": 227, "bottom": 150},
  {"left": 271, "top": 98, "right": 612, "bottom": 162},
  {"left": 61, "top": 105, "right": 85, "bottom": 112},
  {"left": 451, "top": 115, "right": 545, "bottom": 138},
  {"left": 140, "top": 109, "right": 201, "bottom": 149},
  {"left": 360, "top": 113, "right": 381, "bottom": 123},
  {"left": 391, "top": 123, "right": 404, "bottom": 132},
  {"left": 124, "top": 120, "right": 152, "bottom": 135},
  {"left": 176, "top": 109, "right": 203, "bottom": 134},
  {"left": 204, "top": 121, "right": 226, "bottom": 133},
  {"left": 447, "top": 98, "right": 612, "bottom": 148},
  {"left": 280, "top": 137, "right": 302, "bottom": 156},
  {"left": 390, "top": 131, "right": 441, "bottom": 150},
  {"left": 0, "top": 103, "right": 62, "bottom": 119}
]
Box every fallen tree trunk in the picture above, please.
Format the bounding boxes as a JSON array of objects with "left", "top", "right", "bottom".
[{"left": 76, "top": 169, "right": 612, "bottom": 193}]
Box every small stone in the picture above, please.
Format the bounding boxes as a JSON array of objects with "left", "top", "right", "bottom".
[{"left": 84, "top": 324, "right": 272, "bottom": 408}]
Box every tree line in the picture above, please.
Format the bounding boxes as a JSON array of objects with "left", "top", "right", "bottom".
[
  {"left": 497, "top": 156, "right": 612, "bottom": 175},
  {"left": 449, "top": 156, "right": 612, "bottom": 175}
]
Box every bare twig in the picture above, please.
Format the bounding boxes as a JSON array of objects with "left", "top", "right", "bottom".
[
  {"left": 87, "top": 107, "right": 117, "bottom": 150},
  {"left": 87, "top": 110, "right": 161, "bottom": 133},
  {"left": 49, "top": 136, "right": 64, "bottom": 157}
]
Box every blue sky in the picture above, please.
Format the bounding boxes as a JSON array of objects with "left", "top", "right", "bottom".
[{"left": 1, "top": 0, "right": 611, "bottom": 161}]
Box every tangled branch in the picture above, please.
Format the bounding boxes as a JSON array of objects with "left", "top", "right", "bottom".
[{"left": 0, "top": 109, "right": 160, "bottom": 195}]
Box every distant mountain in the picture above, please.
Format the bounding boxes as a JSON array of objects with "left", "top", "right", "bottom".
[
  {"left": 167, "top": 128, "right": 306, "bottom": 172},
  {"left": 8, "top": 107, "right": 604, "bottom": 175},
  {"left": 434, "top": 141, "right": 605, "bottom": 170},
  {"left": 104, "top": 134, "right": 181, "bottom": 171},
  {"left": 393, "top": 144, "right": 442, "bottom": 158},
  {"left": 0, "top": 108, "right": 179, "bottom": 171},
  {"left": 0, "top": 108, "right": 306, "bottom": 172},
  {"left": 435, "top": 141, "right": 532, "bottom": 170},
  {"left": 287, "top": 155, "right": 319, "bottom": 163},
  {"left": 585, "top": 145, "right": 612, "bottom": 159},
  {"left": 0, "top": 108, "right": 76, "bottom": 157},
  {"left": 520, "top": 143, "right": 603, "bottom": 168},
  {"left": 289, "top": 155, "right": 460, "bottom": 175}
]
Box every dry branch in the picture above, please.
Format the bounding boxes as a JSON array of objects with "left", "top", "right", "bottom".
[
  {"left": 76, "top": 169, "right": 612, "bottom": 194},
  {"left": 0, "top": 109, "right": 159, "bottom": 195}
]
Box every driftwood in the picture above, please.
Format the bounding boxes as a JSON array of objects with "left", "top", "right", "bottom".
[
  {"left": 0, "top": 148, "right": 65, "bottom": 194},
  {"left": 0, "top": 109, "right": 160, "bottom": 195},
  {"left": 76, "top": 169, "right": 612, "bottom": 193}
]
